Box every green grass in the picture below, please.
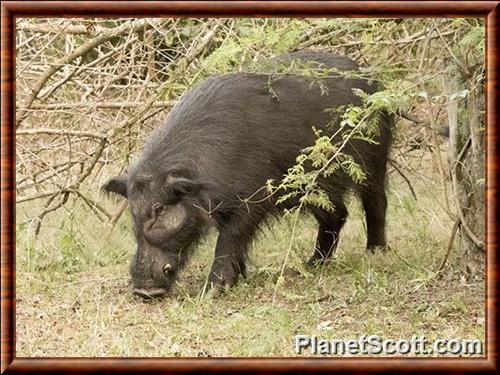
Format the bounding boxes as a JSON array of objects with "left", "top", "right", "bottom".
[{"left": 15, "top": 154, "right": 485, "bottom": 357}]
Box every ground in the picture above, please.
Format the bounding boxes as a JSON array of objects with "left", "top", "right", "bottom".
[{"left": 15, "top": 151, "right": 485, "bottom": 357}]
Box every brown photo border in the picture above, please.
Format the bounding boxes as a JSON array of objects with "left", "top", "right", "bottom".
[{"left": 1, "top": 1, "right": 498, "bottom": 373}]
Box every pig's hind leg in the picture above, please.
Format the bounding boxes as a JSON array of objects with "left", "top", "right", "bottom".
[{"left": 307, "top": 202, "right": 348, "bottom": 266}]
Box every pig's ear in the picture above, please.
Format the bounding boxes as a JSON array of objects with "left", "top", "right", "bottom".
[
  {"left": 102, "top": 175, "right": 128, "bottom": 198},
  {"left": 165, "top": 176, "right": 204, "bottom": 199},
  {"left": 164, "top": 168, "right": 215, "bottom": 200}
]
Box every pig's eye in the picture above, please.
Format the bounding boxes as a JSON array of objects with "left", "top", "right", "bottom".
[
  {"left": 163, "top": 263, "right": 172, "bottom": 276},
  {"left": 152, "top": 203, "right": 165, "bottom": 217}
]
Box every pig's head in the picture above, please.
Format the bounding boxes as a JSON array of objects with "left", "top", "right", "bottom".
[{"left": 103, "top": 167, "right": 210, "bottom": 299}]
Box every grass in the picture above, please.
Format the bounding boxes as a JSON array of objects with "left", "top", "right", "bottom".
[{"left": 15, "top": 152, "right": 485, "bottom": 357}]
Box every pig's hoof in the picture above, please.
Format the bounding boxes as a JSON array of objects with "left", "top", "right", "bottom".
[
  {"left": 366, "top": 244, "right": 390, "bottom": 253},
  {"left": 306, "top": 256, "right": 330, "bottom": 267},
  {"left": 202, "top": 278, "right": 234, "bottom": 299},
  {"left": 203, "top": 286, "right": 221, "bottom": 300},
  {"left": 207, "top": 264, "right": 240, "bottom": 288}
]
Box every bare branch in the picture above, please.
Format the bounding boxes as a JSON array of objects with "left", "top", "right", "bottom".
[
  {"left": 22, "top": 101, "right": 173, "bottom": 111},
  {"left": 450, "top": 138, "right": 485, "bottom": 250},
  {"left": 18, "top": 22, "right": 115, "bottom": 35},
  {"left": 389, "top": 159, "right": 417, "bottom": 201},
  {"left": 435, "top": 218, "right": 460, "bottom": 275},
  {"left": 16, "top": 18, "right": 166, "bottom": 128},
  {"left": 17, "top": 129, "right": 106, "bottom": 139}
]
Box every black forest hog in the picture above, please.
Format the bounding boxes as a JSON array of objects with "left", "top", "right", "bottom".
[{"left": 103, "top": 51, "right": 393, "bottom": 298}]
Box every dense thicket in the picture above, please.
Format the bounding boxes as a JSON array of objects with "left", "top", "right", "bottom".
[{"left": 16, "top": 18, "right": 485, "bottom": 257}]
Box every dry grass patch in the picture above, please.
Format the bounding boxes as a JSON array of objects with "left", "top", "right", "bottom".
[{"left": 16, "top": 153, "right": 485, "bottom": 357}]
